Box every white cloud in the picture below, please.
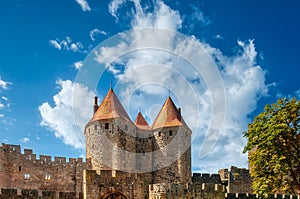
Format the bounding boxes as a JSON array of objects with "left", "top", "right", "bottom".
[
  {"left": 20, "top": 137, "right": 30, "bottom": 143},
  {"left": 75, "top": 0, "right": 91, "bottom": 11},
  {"left": 0, "top": 77, "right": 10, "bottom": 90},
  {"left": 0, "top": 77, "right": 12, "bottom": 123},
  {"left": 70, "top": 43, "right": 79, "bottom": 52},
  {"left": 215, "top": 34, "right": 223, "bottom": 40},
  {"left": 39, "top": 79, "right": 95, "bottom": 149},
  {"left": 49, "top": 40, "right": 61, "bottom": 50},
  {"left": 108, "top": 0, "right": 127, "bottom": 20},
  {"left": 186, "top": 5, "right": 210, "bottom": 29},
  {"left": 49, "top": 37, "right": 84, "bottom": 53},
  {"left": 73, "top": 61, "right": 83, "bottom": 70},
  {"left": 89, "top": 28, "right": 107, "bottom": 41},
  {"left": 100, "top": 0, "right": 269, "bottom": 173}
]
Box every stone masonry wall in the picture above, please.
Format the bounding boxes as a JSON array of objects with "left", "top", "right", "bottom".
[
  {"left": 83, "top": 170, "right": 148, "bottom": 199},
  {"left": 149, "top": 183, "right": 300, "bottom": 199},
  {"left": 0, "top": 188, "right": 80, "bottom": 199},
  {"left": 85, "top": 118, "right": 136, "bottom": 173},
  {"left": 0, "top": 144, "right": 90, "bottom": 199},
  {"left": 152, "top": 126, "right": 191, "bottom": 184},
  {"left": 228, "top": 166, "right": 252, "bottom": 193}
]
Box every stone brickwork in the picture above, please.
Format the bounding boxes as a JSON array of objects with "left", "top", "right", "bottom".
[
  {"left": 0, "top": 188, "right": 81, "bottom": 199},
  {"left": 192, "top": 173, "right": 222, "bottom": 184},
  {"left": 85, "top": 118, "right": 192, "bottom": 184},
  {"left": 0, "top": 144, "right": 90, "bottom": 199},
  {"left": 228, "top": 166, "right": 252, "bottom": 193},
  {"left": 83, "top": 170, "right": 148, "bottom": 199}
]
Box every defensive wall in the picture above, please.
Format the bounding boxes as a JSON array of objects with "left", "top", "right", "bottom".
[{"left": 0, "top": 144, "right": 90, "bottom": 198}]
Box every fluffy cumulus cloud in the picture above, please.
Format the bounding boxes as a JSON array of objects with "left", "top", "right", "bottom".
[
  {"left": 39, "top": 80, "right": 95, "bottom": 149},
  {"left": 93, "top": 0, "right": 269, "bottom": 172},
  {"left": 49, "top": 36, "right": 84, "bottom": 53},
  {"left": 75, "top": 0, "right": 91, "bottom": 11}
]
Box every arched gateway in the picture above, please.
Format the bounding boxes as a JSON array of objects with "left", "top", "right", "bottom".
[{"left": 100, "top": 191, "right": 127, "bottom": 199}]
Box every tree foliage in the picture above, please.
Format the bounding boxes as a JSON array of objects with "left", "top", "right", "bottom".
[{"left": 243, "top": 98, "right": 300, "bottom": 195}]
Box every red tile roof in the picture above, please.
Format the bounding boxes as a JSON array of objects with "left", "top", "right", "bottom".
[
  {"left": 152, "top": 97, "right": 188, "bottom": 129},
  {"left": 91, "top": 89, "right": 132, "bottom": 123},
  {"left": 134, "top": 112, "right": 151, "bottom": 130}
]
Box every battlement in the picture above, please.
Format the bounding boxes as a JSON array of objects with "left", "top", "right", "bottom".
[
  {"left": 0, "top": 143, "right": 88, "bottom": 167},
  {"left": 225, "top": 193, "right": 300, "bottom": 199},
  {"left": 192, "top": 173, "right": 222, "bottom": 184},
  {"left": 149, "top": 182, "right": 226, "bottom": 199},
  {"left": 0, "top": 188, "right": 80, "bottom": 199},
  {"left": 148, "top": 183, "right": 300, "bottom": 199}
]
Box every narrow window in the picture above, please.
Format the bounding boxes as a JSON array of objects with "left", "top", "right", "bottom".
[
  {"left": 125, "top": 125, "right": 128, "bottom": 131},
  {"left": 105, "top": 123, "right": 109, "bottom": 130},
  {"left": 19, "top": 166, "right": 22, "bottom": 172},
  {"left": 94, "top": 125, "right": 97, "bottom": 130},
  {"left": 143, "top": 150, "right": 145, "bottom": 157},
  {"left": 169, "top": 130, "right": 172, "bottom": 136},
  {"left": 158, "top": 131, "right": 161, "bottom": 136}
]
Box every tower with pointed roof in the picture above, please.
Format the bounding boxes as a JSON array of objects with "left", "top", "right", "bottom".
[
  {"left": 151, "top": 96, "right": 192, "bottom": 184},
  {"left": 84, "top": 88, "right": 191, "bottom": 184},
  {"left": 85, "top": 88, "right": 136, "bottom": 173}
]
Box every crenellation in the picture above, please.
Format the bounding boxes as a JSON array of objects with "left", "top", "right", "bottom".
[
  {"left": 0, "top": 188, "right": 83, "bottom": 199},
  {"left": 40, "top": 155, "right": 52, "bottom": 163},
  {"left": 24, "top": 149, "right": 33, "bottom": 155},
  {"left": 1, "top": 144, "right": 21, "bottom": 154},
  {"left": 54, "top": 157, "right": 66, "bottom": 163},
  {"left": 192, "top": 173, "right": 222, "bottom": 184}
]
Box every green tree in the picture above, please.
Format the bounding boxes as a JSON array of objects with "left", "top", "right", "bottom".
[{"left": 243, "top": 98, "right": 300, "bottom": 195}]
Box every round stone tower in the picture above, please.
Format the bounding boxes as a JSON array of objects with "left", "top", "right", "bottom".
[
  {"left": 84, "top": 88, "right": 136, "bottom": 174},
  {"left": 151, "top": 97, "right": 192, "bottom": 184}
]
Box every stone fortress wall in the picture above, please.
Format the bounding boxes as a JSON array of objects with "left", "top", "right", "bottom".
[
  {"left": 0, "top": 143, "right": 256, "bottom": 199},
  {"left": 0, "top": 144, "right": 299, "bottom": 199},
  {"left": 0, "top": 143, "right": 90, "bottom": 198}
]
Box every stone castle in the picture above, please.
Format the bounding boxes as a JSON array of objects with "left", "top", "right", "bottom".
[{"left": 0, "top": 88, "right": 298, "bottom": 199}]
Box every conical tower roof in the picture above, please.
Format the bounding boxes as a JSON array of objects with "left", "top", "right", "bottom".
[
  {"left": 152, "top": 97, "right": 188, "bottom": 130},
  {"left": 91, "top": 89, "right": 132, "bottom": 123},
  {"left": 134, "top": 112, "right": 151, "bottom": 130}
]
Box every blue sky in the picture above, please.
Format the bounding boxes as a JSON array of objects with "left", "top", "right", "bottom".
[{"left": 0, "top": 0, "right": 299, "bottom": 173}]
